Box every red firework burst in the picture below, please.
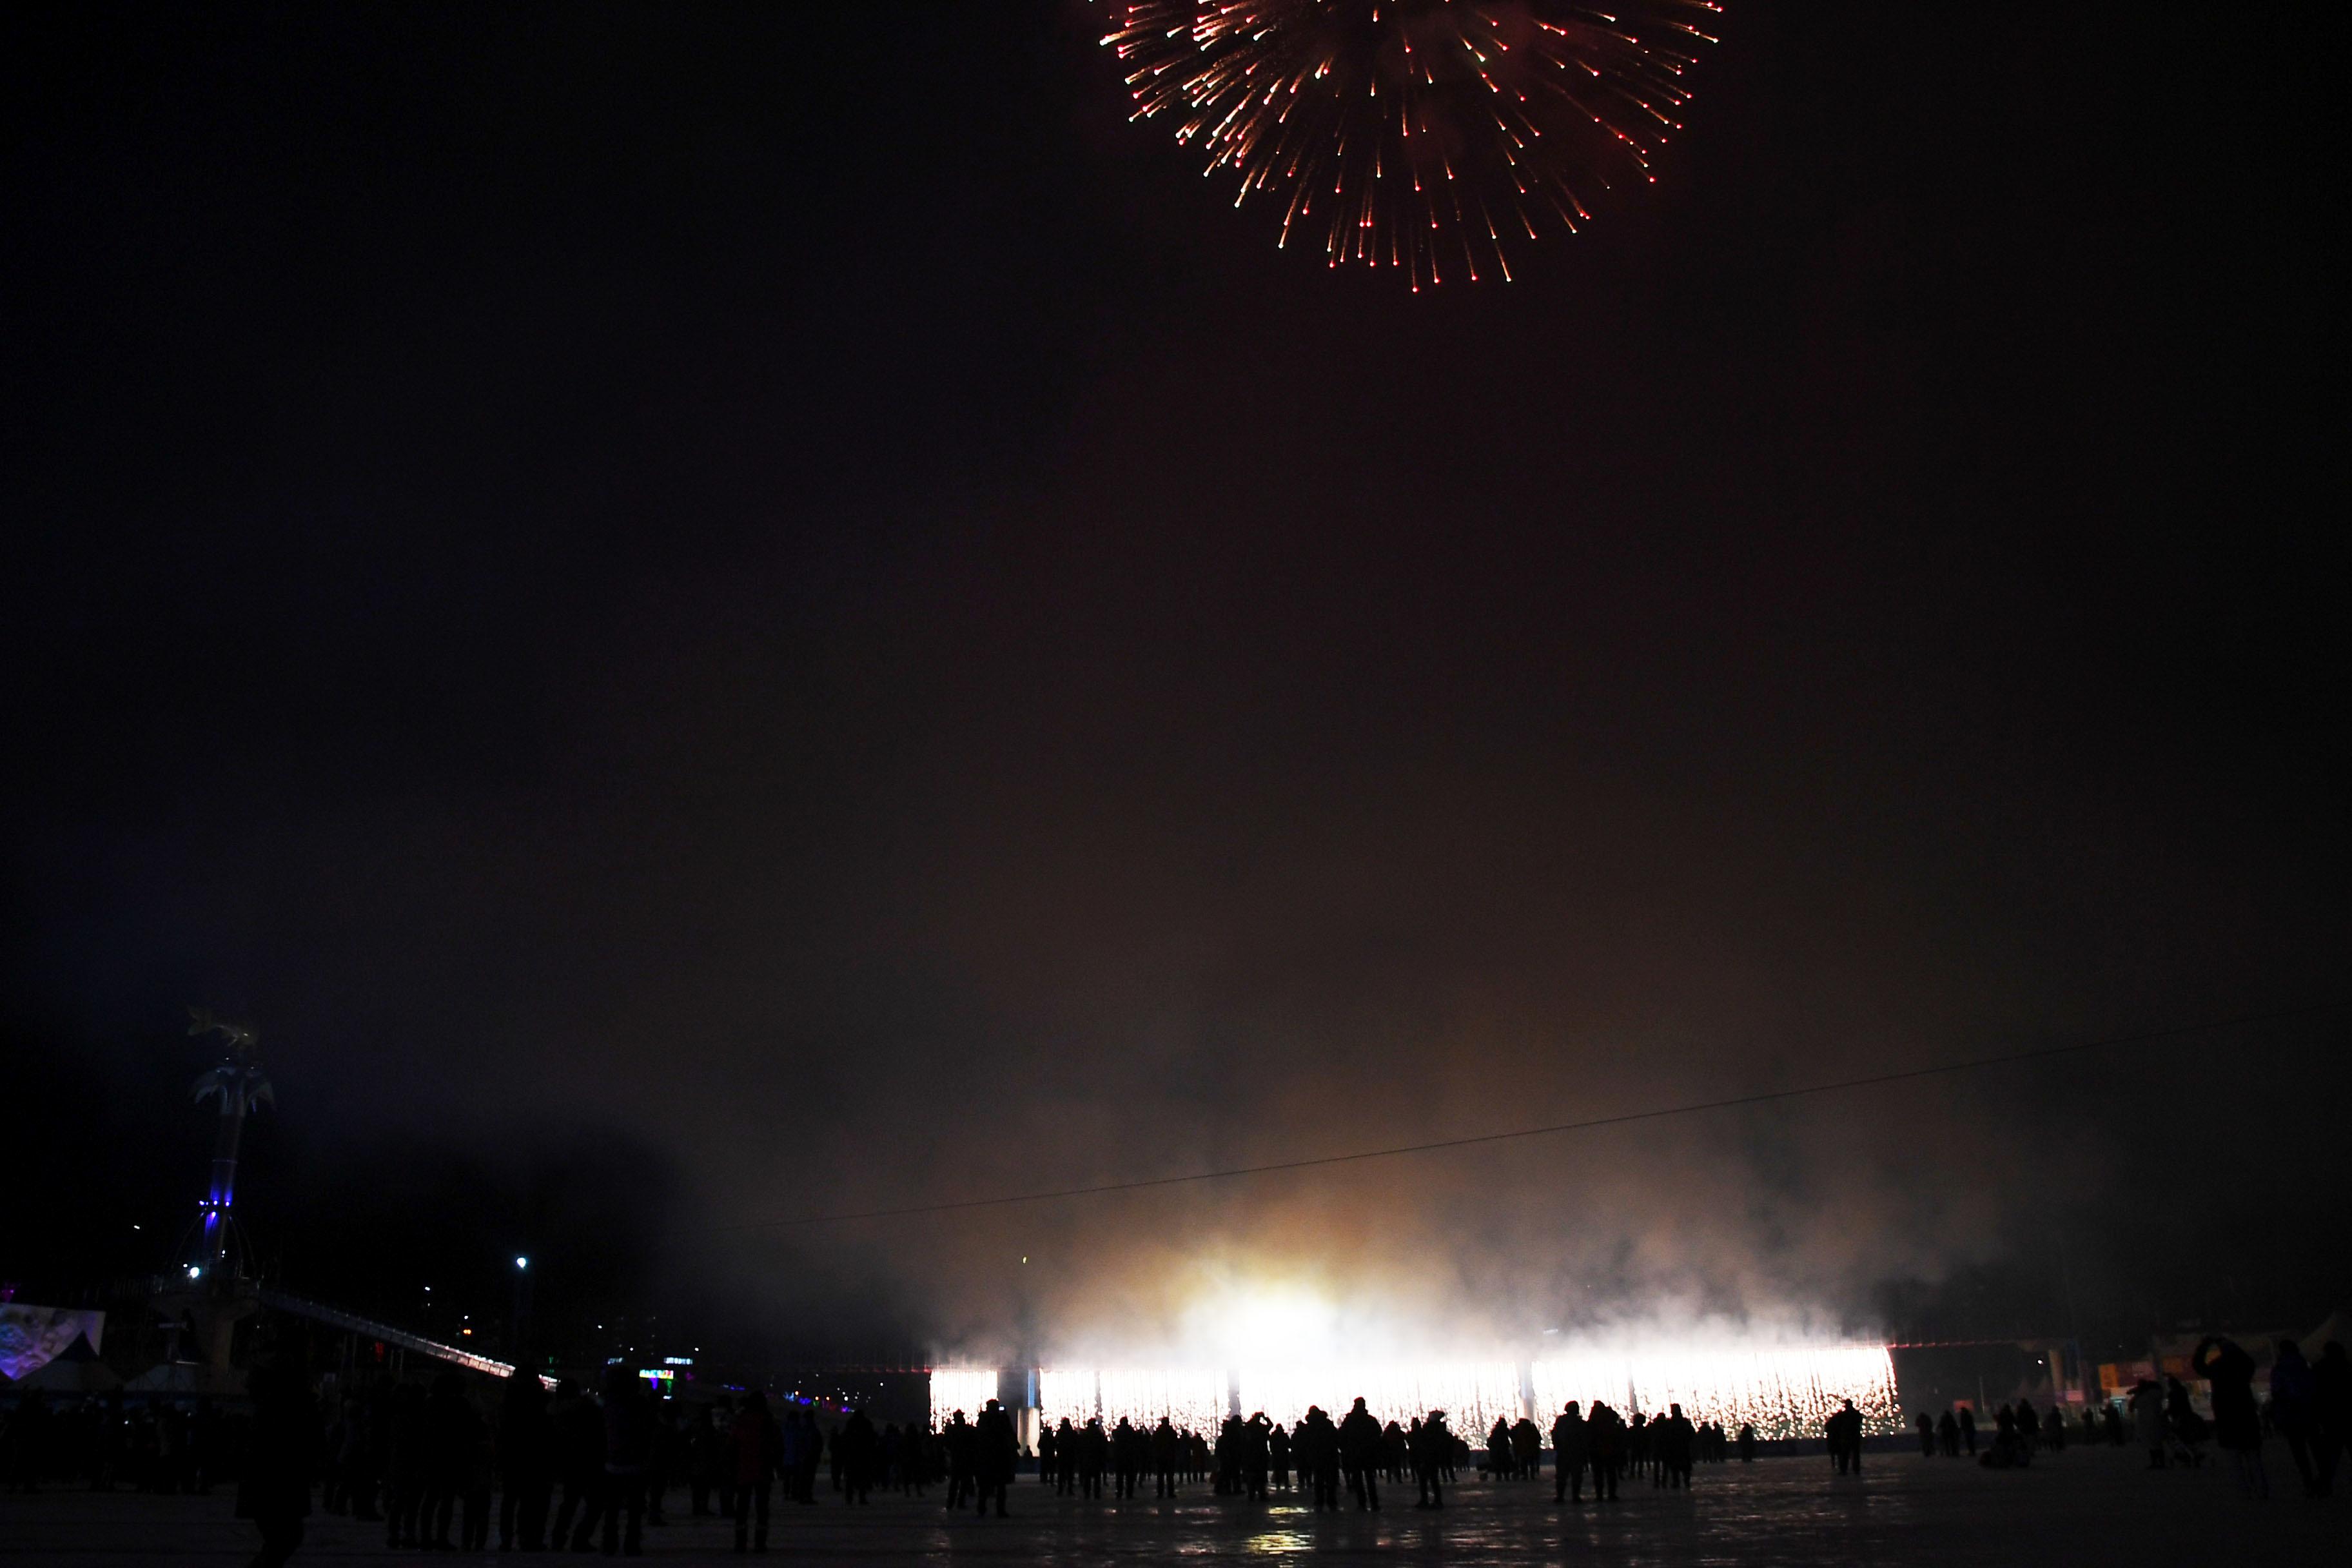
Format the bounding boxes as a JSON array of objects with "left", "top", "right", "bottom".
[{"left": 1098, "top": 1, "right": 1721, "bottom": 286}]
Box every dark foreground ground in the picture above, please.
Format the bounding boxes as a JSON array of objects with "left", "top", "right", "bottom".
[{"left": 3, "top": 1447, "right": 2346, "bottom": 1565}]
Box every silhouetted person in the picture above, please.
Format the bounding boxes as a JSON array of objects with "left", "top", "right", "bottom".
[
  {"left": 1593, "top": 1402, "right": 1627, "bottom": 1498},
  {"left": 685, "top": 1404, "right": 720, "bottom": 1517},
  {"left": 1297, "top": 1407, "right": 1340, "bottom": 1509},
  {"left": 729, "top": 1390, "right": 780, "bottom": 1553},
  {"left": 1411, "top": 1409, "right": 1450, "bottom": 1508},
  {"left": 1551, "top": 1402, "right": 1589, "bottom": 1502},
  {"left": 1338, "top": 1398, "right": 1382, "bottom": 1510},
  {"left": 1113, "top": 1415, "right": 1143, "bottom": 1498},
  {"left": 1825, "top": 1399, "right": 1863, "bottom": 1475},
  {"left": 5, "top": 1392, "right": 50, "bottom": 1493},
  {"left": 1957, "top": 1405, "right": 1977, "bottom": 1456},
  {"left": 1036, "top": 1421, "right": 1058, "bottom": 1491},
  {"left": 237, "top": 1322, "right": 319, "bottom": 1568},
  {"left": 1081, "top": 1417, "right": 1110, "bottom": 1500},
  {"left": 350, "top": 1381, "right": 389, "bottom": 1520},
  {"left": 839, "top": 1408, "right": 878, "bottom": 1505},
  {"left": 1269, "top": 1420, "right": 1291, "bottom": 1491},
  {"left": 420, "top": 1369, "right": 475, "bottom": 1549},
  {"left": 386, "top": 1383, "right": 429, "bottom": 1548},
  {"left": 1152, "top": 1415, "right": 1181, "bottom": 1498},
  {"left": 1735, "top": 1421, "right": 1755, "bottom": 1463},
  {"left": 2044, "top": 1404, "right": 2066, "bottom": 1453},
  {"left": 785, "top": 1407, "right": 820, "bottom": 1505},
  {"left": 1916, "top": 1411, "right": 1935, "bottom": 1456},
  {"left": 2130, "top": 1380, "right": 2167, "bottom": 1466},
  {"left": 1242, "top": 1414, "right": 1271, "bottom": 1500},
  {"left": 1512, "top": 1416, "right": 1542, "bottom": 1484},
  {"left": 2271, "top": 1340, "right": 2322, "bottom": 1495},
  {"left": 1663, "top": 1411, "right": 1683, "bottom": 1480},
  {"left": 549, "top": 1380, "right": 602, "bottom": 1549},
  {"left": 2193, "top": 1336, "right": 2268, "bottom": 1499},
  {"left": 942, "top": 1411, "right": 974, "bottom": 1510},
  {"left": 193, "top": 1396, "right": 222, "bottom": 1494},
  {"left": 1936, "top": 1409, "right": 1959, "bottom": 1457},
  {"left": 645, "top": 1399, "right": 677, "bottom": 1526},
  {"left": 498, "top": 1366, "right": 553, "bottom": 1550},
  {"left": 2311, "top": 1342, "right": 2351, "bottom": 1497},
  {"left": 974, "top": 1399, "right": 1015, "bottom": 1517},
  {"left": 1984, "top": 1403, "right": 2024, "bottom": 1469},
  {"left": 1486, "top": 1415, "right": 1513, "bottom": 1480},
  {"left": 594, "top": 1365, "right": 654, "bottom": 1556},
  {"left": 2014, "top": 1400, "right": 2041, "bottom": 1456},
  {"left": 2165, "top": 1375, "right": 2205, "bottom": 1456}
]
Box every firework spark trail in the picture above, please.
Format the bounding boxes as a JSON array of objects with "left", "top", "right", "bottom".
[
  {"left": 1032, "top": 1367, "right": 1232, "bottom": 1432},
  {"left": 1533, "top": 1345, "right": 1902, "bottom": 1439},
  {"left": 1097, "top": 1, "right": 1721, "bottom": 285},
  {"left": 939, "top": 1346, "right": 1899, "bottom": 1437},
  {"left": 927, "top": 1366, "right": 1002, "bottom": 1422}
]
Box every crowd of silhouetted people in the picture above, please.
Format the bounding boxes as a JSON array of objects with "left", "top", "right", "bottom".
[
  {"left": 9, "top": 1326, "right": 2351, "bottom": 1562},
  {"left": 1900, "top": 1336, "right": 2352, "bottom": 1498}
]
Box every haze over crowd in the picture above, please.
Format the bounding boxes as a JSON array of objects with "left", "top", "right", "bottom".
[{"left": 5, "top": 1, "right": 2343, "bottom": 1366}]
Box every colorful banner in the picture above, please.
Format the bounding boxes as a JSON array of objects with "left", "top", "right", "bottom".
[{"left": 0, "top": 1304, "right": 106, "bottom": 1381}]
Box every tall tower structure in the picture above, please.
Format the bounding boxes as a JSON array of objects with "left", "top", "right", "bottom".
[{"left": 184, "top": 1006, "right": 271, "bottom": 1279}]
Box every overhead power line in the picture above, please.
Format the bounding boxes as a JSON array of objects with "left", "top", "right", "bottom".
[{"left": 717, "top": 1001, "right": 2338, "bottom": 1234}]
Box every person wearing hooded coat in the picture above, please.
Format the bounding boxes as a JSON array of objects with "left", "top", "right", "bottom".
[
  {"left": 1151, "top": 1415, "right": 1182, "bottom": 1498},
  {"left": 594, "top": 1365, "right": 655, "bottom": 1556},
  {"left": 2271, "top": 1340, "right": 2323, "bottom": 1495},
  {"left": 1551, "top": 1402, "right": 1590, "bottom": 1503},
  {"left": 972, "top": 1399, "right": 1016, "bottom": 1518},
  {"left": 2313, "top": 1342, "right": 2352, "bottom": 1498},
  {"left": 497, "top": 1366, "right": 553, "bottom": 1550},
  {"left": 1586, "top": 1402, "right": 1624, "bottom": 1500},
  {"left": 548, "top": 1379, "right": 604, "bottom": 1549},
  {"left": 729, "top": 1390, "right": 782, "bottom": 1553},
  {"left": 420, "top": 1369, "right": 479, "bottom": 1549},
  {"left": 838, "top": 1408, "right": 879, "bottom": 1505},
  {"left": 237, "top": 1322, "right": 320, "bottom": 1568},
  {"left": 1411, "top": 1410, "right": 1451, "bottom": 1509},
  {"left": 2193, "top": 1336, "right": 2269, "bottom": 1499},
  {"left": 385, "top": 1382, "right": 429, "bottom": 1549},
  {"left": 1337, "top": 1398, "right": 1383, "bottom": 1510}
]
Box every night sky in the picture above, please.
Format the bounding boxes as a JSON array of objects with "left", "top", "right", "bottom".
[{"left": 5, "top": 2, "right": 2345, "bottom": 1362}]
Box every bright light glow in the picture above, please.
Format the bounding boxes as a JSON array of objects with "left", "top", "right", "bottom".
[
  {"left": 514, "top": 1255, "right": 529, "bottom": 1270},
  {"left": 1237, "top": 1361, "right": 1522, "bottom": 1430},
  {"left": 1038, "top": 1367, "right": 1228, "bottom": 1433},
  {"left": 939, "top": 1342, "right": 1900, "bottom": 1438},
  {"left": 1181, "top": 1282, "right": 1348, "bottom": 1366},
  {"left": 1531, "top": 1345, "right": 1901, "bottom": 1440},
  {"left": 928, "top": 1367, "right": 999, "bottom": 1426}
]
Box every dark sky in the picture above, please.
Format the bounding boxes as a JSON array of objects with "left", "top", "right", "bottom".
[{"left": 5, "top": 2, "right": 2345, "bottom": 1360}]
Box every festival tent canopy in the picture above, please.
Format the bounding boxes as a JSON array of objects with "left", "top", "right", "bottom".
[{"left": 21, "top": 1338, "right": 122, "bottom": 1393}]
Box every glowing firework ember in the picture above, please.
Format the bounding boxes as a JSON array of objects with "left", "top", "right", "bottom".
[
  {"left": 1097, "top": 0, "right": 1721, "bottom": 285},
  {"left": 1039, "top": 1367, "right": 1231, "bottom": 1432},
  {"left": 939, "top": 1344, "right": 1899, "bottom": 1438},
  {"left": 1239, "top": 1360, "right": 1522, "bottom": 1429},
  {"left": 1531, "top": 1344, "right": 1901, "bottom": 1440},
  {"left": 927, "top": 1367, "right": 1000, "bottom": 1421}
]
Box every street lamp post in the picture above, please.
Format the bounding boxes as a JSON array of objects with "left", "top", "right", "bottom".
[{"left": 511, "top": 1255, "right": 532, "bottom": 1359}]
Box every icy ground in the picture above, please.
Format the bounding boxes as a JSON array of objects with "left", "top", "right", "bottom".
[{"left": 3, "top": 1445, "right": 2346, "bottom": 1564}]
